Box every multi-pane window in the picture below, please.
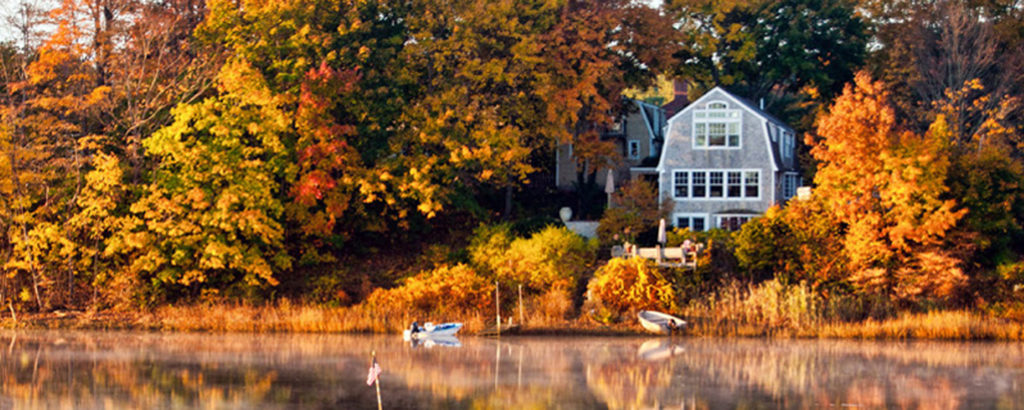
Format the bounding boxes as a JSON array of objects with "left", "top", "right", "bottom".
[
  {"left": 717, "top": 215, "right": 753, "bottom": 231},
  {"left": 693, "top": 101, "right": 741, "bottom": 148},
  {"left": 781, "top": 131, "right": 794, "bottom": 160},
  {"left": 676, "top": 215, "right": 707, "bottom": 232},
  {"left": 709, "top": 171, "right": 724, "bottom": 197},
  {"left": 672, "top": 169, "right": 761, "bottom": 200},
  {"left": 727, "top": 172, "right": 742, "bottom": 197},
  {"left": 782, "top": 172, "right": 800, "bottom": 199},
  {"left": 692, "top": 172, "right": 706, "bottom": 197},
  {"left": 673, "top": 171, "right": 689, "bottom": 198},
  {"left": 745, "top": 171, "right": 759, "bottom": 197}
]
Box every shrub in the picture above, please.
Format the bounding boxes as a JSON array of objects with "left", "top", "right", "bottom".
[
  {"left": 468, "top": 223, "right": 515, "bottom": 273},
  {"left": 733, "top": 200, "right": 848, "bottom": 287},
  {"left": 588, "top": 257, "right": 678, "bottom": 316},
  {"left": 475, "top": 225, "right": 596, "bottom": 293},
  {"left": 734, "top": 206, "right": 799, "bottom": 283},
  {"left": 364, "top": 264, "right": 492, "bottom": 315}
]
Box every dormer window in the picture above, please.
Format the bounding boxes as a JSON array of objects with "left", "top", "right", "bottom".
[
  {"left": 781, "top": 130, "right": 794, "bottom": 161},
  {"left": 693, "top": 101, "right": 741, "bottom": 149}
]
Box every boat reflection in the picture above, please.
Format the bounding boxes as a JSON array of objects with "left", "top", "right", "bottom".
[
  {"left": 636, "top": 338, "right": 685, "bottom": 361},
  {"left": 408, "top": 334, "right": 461, "bottom": 348}
]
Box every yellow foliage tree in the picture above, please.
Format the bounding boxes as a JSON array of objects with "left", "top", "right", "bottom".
[{"left": 809, "top": 72, "right": 966, "bottom": 305}]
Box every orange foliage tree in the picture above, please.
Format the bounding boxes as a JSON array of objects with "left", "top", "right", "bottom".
[
  {"left": 808, "top": 72, "right": 967, "bottom": 305},
  {"left": 587, "top": 257, "right": 678, "bottom": 316}
]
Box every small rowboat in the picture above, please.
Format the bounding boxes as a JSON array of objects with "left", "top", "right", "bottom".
[
  {"left": 403, "top": 322, "right": 463, "bottom": 341},
  {"left": 637, "top": 310, "right": 687, "bottom": 335}
]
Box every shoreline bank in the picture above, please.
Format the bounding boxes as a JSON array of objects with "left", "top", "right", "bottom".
[{"left": 2, "top": 304, "right": 1022, "bottom": 341}]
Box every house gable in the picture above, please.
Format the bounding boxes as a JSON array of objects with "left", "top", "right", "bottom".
[
  {"left": 659, "top": 87, "right": 795, "bottom": 174},
  {"left": 656, "top": 86, "right": 799, "bottom": 231}
]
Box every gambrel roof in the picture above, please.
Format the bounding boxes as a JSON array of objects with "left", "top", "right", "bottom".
[{"left": 659, "top": 86, "right": 797, "bottom": 173}]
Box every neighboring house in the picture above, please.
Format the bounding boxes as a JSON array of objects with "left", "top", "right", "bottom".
[
  {"left": 656, "top": 87, "right": 801, "bottom": 232},
  {"left": 555, "top": 98, "right": 667, "bottom": 190}
]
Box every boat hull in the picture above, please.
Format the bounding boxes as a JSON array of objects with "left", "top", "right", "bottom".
[
  {"left": 403, "top": 322, "right": 463, "bottom": 341},
  {"left": 637, "top": 310, "right": 686, "bottom": 335}
]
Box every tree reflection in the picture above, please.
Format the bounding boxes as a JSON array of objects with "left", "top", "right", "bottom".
[{"left": 1, "top": 331, "right": 1023, "bottom": 409}]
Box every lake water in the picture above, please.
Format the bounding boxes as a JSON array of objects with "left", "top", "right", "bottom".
[{"left": 1, "top": 330, "right": 1023, "bottom": 409}]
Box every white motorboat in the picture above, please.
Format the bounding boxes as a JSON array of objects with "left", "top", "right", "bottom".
[{"left": 402, "top": 321, "right": 464, "bottom": 341}]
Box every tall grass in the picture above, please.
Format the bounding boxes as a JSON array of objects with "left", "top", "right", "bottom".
[
  {"left": 139, "top": 300, "right": 495, "bottom": 333},
  {"left": 681, "top": 279, "right": 824, "bottom": 337},
  {"left": 819, "top": 310, "right": 1024, "bottom": 340}
]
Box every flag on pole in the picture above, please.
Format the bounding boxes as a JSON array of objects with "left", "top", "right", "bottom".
[{"left": 366, "top": 355, "right": 382, "bottom": 386}]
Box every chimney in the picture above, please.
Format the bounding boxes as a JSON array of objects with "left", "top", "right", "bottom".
[
  {"left": 759, "top": 98, "right": 764, "bottom": 110},
  {"left": 674, "top": 80, "right": 688, "bottom": 97}
]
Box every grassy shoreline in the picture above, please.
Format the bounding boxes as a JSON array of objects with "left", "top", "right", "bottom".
[{"left": 2, "top": 303, "right": 1022, "bottom": 341}]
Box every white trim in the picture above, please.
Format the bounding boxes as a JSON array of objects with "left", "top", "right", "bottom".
[
  {"left": 635, "top": 100, "right": 658, "bottom": 151},
  {"left": 692, "top": 102, "right": 742, "bottom": 150},
  {"left": 673, "top": 212, "right": 710, "bottom": 231},
  {"left": 670, "top": 168, "right": 763, "bottom": 201},
  {"left": 667, "top": 87, "right": 767, "bottom": 127},
  {"left": 781, "top": 171, "right": 800, "bottom": 200},
  {"left": 760, "top": 120, "right": 780, "bottom": 172}
]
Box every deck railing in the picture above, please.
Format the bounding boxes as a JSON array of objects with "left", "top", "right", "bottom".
[{"left": 610, "top": 243, "right": 704, "bottom": 269}]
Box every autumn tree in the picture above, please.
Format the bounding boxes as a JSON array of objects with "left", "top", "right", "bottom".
[
  {"left": 540, "top": 0, "right": 676, "bottom": 218},
  {"left": 126, "top": 59, "right": 293, "bottom": 300},
  {"left": 597, "top": 180, "right": 670, "bottom": 245},
  {"left": 398, "top": 0, "right": 556, "bottom": 221},
  {"left": 664, "top": 0, "right": 869, "bottom": 130},
  {"left": 809, "top": 72, "right": 967, "bottom": 306},
  {"left": 866, "top": 0, "right": 1024, "bottom": 144},
  {"left": 0, "top": 0, "right": 114, "bottom": 311}
]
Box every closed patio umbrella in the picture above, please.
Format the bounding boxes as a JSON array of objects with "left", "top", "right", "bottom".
[{"left": 657, "top": 218, "right": 667, "bottom": 245}]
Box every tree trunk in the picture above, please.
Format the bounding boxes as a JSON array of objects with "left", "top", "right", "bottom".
[{"left": 503, "top": 185, "right": 513, "bottom": 221}]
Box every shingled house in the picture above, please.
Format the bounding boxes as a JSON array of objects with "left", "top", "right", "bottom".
[{"left": 656, "top": 87, "right": 801, "bottom": 231}]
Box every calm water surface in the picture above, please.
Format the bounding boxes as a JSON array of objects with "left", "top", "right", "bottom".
[{"left": 1, "top": 330, "right": 1023, "bottom": 409}]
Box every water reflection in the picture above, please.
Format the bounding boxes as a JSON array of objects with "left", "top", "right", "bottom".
[
  {"left": 408, "top": 335, "right": 461, "bottom": 349},
  {"left": 1, "top": 330, "right": 1023, "bottom": 409},
  {"left": 636, "top": 338, "right": 685, "bottom": 362}
]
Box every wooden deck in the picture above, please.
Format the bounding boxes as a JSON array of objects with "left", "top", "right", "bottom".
[{"left": 611, "top": 243, "right": 703, "bottom": 269}]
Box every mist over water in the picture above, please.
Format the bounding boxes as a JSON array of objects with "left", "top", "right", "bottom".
[{"left": 1, "top": 330, "right": 1022, "bottom": 409}]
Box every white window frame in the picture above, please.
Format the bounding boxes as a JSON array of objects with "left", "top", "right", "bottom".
[
  {"left": 693, "top": 101, "right": 742, "bottom": 150},
  {"left": 782, "top": 172, "right": 800, "bottom": 199},
  {"left": 627, "top": 140, "right": 640, "bottom": 159},
  {"left": 781, "top": 130, "right": 794, "bottom": 161},
  {"left": 672, "top": 170, "right": 689, "bottom": 199},
  {"left": 674, "top": 213, "right": 709, "bottom": 232},
  {"left": 716, "top": 214, "right": 755, "bottom": 231},
  {"left": 671, "top": 169, "right": 762, "bottom": 201}
]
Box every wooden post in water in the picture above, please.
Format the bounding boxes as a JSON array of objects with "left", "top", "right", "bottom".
[
  {"left": 495, "top": 281, "right": 501, "bottom": 337},
  {"left": 518, "top": 284, "right": 524, "bottom": 326}
]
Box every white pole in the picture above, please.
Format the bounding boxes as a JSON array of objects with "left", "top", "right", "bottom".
[{"left": 372, "top": 351, "right": 382, "bottom": 410}]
